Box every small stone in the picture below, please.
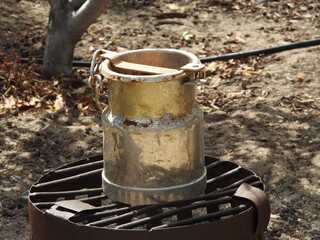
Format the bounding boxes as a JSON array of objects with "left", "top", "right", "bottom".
[
  {"left": 264, "top": 72, "right": 272, "bottom": 78},
  {"left": 6, "top": 122, "right": 14, "bottom": 128},
  {"left": 2, "top": 209, "right": 16, "bottom": 217},
  {"left": 303, "top": 14, "right": 312, "bottom": 19},
  {"left": 271, "top": 214, "right": 281, "bottom": 219},
  {"left": 259, "top": 138, "right": 268, "bottom": 142},
  {"left": 286, "top": 76, "right": 294, "bottom": 82}
]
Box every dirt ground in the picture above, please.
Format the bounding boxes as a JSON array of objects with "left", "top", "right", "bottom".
[{"left": 0, "top": 0, "right": 319, "bottom": 239}]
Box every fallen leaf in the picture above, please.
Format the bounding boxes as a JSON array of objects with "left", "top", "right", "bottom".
[
  {"left": 53, "top": 94, "right": 64, "bottom": 111},
  {"left": 209, "top": 76, "right": 222, "bottom": 88},
  {"left": 72, "top": 86, "right": 87, "bottom": 95},
  {"left": 167, "top": 3, "right": 184, "bottom": 12},
  {"left": 303, "top": 93, "right": 313, "bottom": 99},
  {"left": 296, "top": 75, "right": 304, "bottom": 82},
  {"left": 4, "top": 95, "right": 16, "bottom": 109},
  {"left": 181, "top": 31, "right": 195, "bottom": 42},
  {"left": 261, "top": 90, "right": 269, "bottom": 98},
  {"left": 256, "top": 96, "right": 266, "bottom": 102},
  {"left": 234, "top": 36, "right": 246, "bottom": 44},
  {"left": 29, "top": 97, "right": 42, "bottom": 106},
  {"left": 0, "top": 103, "right": 5, "bottom": 114}
]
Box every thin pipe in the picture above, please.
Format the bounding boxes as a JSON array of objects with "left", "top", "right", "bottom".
[{"left": 14, "top": 38, "right": 320, "bottom": 66}]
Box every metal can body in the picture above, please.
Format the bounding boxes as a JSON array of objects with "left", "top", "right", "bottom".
[{"left": 100, "top": 49, "right": 207, "bottom": 204}]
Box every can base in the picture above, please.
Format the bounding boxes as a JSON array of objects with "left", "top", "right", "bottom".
[{"left": 102, "top": 170, "right": 207, "bottom": 205}]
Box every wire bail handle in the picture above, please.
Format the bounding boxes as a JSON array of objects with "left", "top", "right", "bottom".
[{"left": 87, "top": 49, "right": 118, "bottom": 111}]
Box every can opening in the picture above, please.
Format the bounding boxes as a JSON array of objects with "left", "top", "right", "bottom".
[
  {"left": 109, "top": 50, "right": 193, "bottom": 76},
  {"left": 110, "top": 61, "right": 177, "bottom": 75},
  {"left": 99, "top": 49, "right": 202, "bottom": 82}
]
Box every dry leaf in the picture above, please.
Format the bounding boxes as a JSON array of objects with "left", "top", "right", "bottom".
[
  {"left": 296, "top": 75, "right": 304, "bottom": 82},
  {"left": 72, "top": 86, "right": 87, "bottom": 95},
  {"left": 167, "top": 3, "right": 184, "bottom": 13},
  {"left": 4, "top": 95, "right": 16, "bottom": 109},
  {"left": 53, "top": 94, "right": 64, "bottom": 111},
  {"left": 234, "top": 36, "right": 246, "bottom": 44},
  {"left": 181, "top": 31, "right": 195, "bottom": 42},
  {"left": 29, "top": 97, "right": 42, "bottom": 106}
]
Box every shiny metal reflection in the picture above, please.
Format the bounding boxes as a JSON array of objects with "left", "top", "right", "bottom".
[{"left": 100, "top": 49, "right": 207, "bottom": 205}]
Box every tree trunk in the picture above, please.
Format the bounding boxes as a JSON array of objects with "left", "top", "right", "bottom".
[
  {"left": 43, "top": 33, "right": 76, "bottom": 78},
  {"left": 43, "top": 0, "right": 110, "bottom": 79},
  {"left": 43, "top": 11, "right": 78, "bottom": 78}
]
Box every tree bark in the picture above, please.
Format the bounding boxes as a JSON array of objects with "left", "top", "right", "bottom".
[{"left": 43, "top": 0, "right": 110, "bottom": 79}]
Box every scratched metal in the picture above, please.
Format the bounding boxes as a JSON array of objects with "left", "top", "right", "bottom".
[{"left": 99, "top": 49, "right": 206, "bottom": 204}]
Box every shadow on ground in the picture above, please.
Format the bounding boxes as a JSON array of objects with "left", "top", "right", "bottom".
[{"left": 204, "top": 104, "right": 320, "bottom": 239}]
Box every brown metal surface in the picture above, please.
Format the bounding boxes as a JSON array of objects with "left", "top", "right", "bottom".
[
  {"left": 28, "top": 155, "right": 270, "bottom": 240},
  {"left": 234, "top": 183, "right": 271, "bottom": 236}
]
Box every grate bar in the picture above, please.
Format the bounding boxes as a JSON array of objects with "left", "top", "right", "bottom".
[
  {"left": 219, "top": 175, "right": 262, "bottom": 191},
  {"left": 33, "top": 169, "right": 102, "bottom": 191},
  {"left": 81, "top": 194, "right": 106, "bottom": 204},
  {"left": 115, "top": 197, "right": 233, "bottom": 229},
  {"left": 205, "top": 160, "right": 228, "bottom": 170},
  {"left": 71, "top": 206, "right": 141, "bottom": 223},
  {"left": 53, "top": 160, "right": 103, "bottom": 176},
  {"left": 206, "top": 166, "right": 242, "bottom": 184},
  {"left": 75, "top": 192, "right": 226, "bottom": 226},
  {"left": 151, "top": 204, "right": 250, "bottom": 230},
  {"left": 88, "top": 202, "right": 123, "bottom": 212},
  {"left": 88, "top": 212, "right": 134, "bottom": 227},
  {"left": 57, "top": 156, "right": 102, "bottom": 170},
  {"left": 34, "top": 194, "right": 106, "bottom": 209},
  {"left": 29, "top": 188, "right": 103, "bottom": 202}
]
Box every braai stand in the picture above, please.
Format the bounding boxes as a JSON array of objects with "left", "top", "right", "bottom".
[{"left": 28, "top": 49, "right": 270, "bottom": 240}]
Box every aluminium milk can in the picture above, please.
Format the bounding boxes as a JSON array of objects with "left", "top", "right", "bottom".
[{"left": 90, "top": 49, "right": 207, "bottom": 205}]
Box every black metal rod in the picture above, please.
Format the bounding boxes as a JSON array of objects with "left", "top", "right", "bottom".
[
  {"left": 87, "top": 212, "right": 134, "bottom": 227},
  {"left": 200, "top": 38, "right": 320, "bottom": 62},
  {"left": 90, "top": 202, "right": 124, "bottom": 212},
  {"left": 32, "top": 168, "right": 102, "bottom": 190},
  {"left": 206, "top": 166, "right": 242, "bottom": 184},
  {"left": 151, "top": 204, "right": 250, "bottom": 230},
  {"left": 33, "top": 194, "right": 106, "bottom": 209},
  {"left": 115, "top": 197, "right": 233, "bottom": 229},
  {"left": 205, "top": 160, "right": 229, "bottom": 170},
  {"left": 71, "top": 206, "right": 138, "bottom": 223},
  {"left": 52, "top": 160, "right": 103, "bottom": 178},
  {"left": 221, "top": 175, "right": 261, "bottom": 191},
  {"left": 14, "top": 38, "right": 320, "bottom": 67},
  {"left": 80, "top": 184, "right": 258, "bottom": 228},
  {"left": 56, "top": 159, "right": 103, "bottom": 171},
  {"left": 29, "top": 188, "right": 103, "bottom": 201}
]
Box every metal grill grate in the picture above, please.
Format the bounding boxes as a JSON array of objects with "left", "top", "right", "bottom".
[
  {"left": 28, "top": 155, "right": 271, "bottom": 240},
  {"left": 29, "top": 155, "right": 264, "bottom": 231}
]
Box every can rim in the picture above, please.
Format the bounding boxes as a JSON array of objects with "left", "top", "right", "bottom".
[{"left": 99, "top": 48, "right": 200, "bottom": 83}]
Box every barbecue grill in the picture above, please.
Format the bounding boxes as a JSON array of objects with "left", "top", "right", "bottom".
[{"left": 28, "top": 155, "right": 270, "bottom": 240}]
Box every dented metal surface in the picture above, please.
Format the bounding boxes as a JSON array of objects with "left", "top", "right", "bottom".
[
  {"left": 107, "top": 75, "right": 195, "bottom": 119},
  {"left": 28, "top": 155, "right": 270, "bottom": 240},
  {"left": 98, "top": 49, "right": 207, "bottom": 204}
]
